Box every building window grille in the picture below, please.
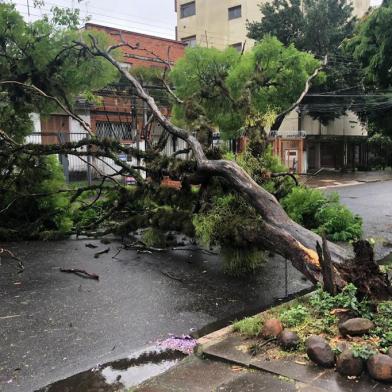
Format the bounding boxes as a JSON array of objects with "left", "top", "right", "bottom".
[
  {"left": 180, "top": 1, "right": 196, "bottom": 18},
  {"left": 182, "top": 35, "right": 197, "bottom": 47},
  {"left": 228, "top": 5, "right": 242, "bottom": 20},
  {"left": 96, "top": 121, "right": 133, "bottom": 140}
]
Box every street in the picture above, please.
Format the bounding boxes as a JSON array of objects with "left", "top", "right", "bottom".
[
  {"left": 0, "top": 240, "right": 308, "bottom": 392},
  {"left": 1, "top": 180, "right": 391, "bottom": 392},
  {"left": 333, "top": 180, "right": 392, "bottom": 259}
]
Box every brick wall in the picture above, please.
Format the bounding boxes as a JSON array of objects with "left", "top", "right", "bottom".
[{"left": 85, "top": 23, "right": 186, "bottom": 68}]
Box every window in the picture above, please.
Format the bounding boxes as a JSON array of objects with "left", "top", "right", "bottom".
[
  {"left": 180, "top": 1, "right": 195, "bottom": 18},
  {"left": 231, "top": 42, "right": 243, "bottom": 52},
  {"left": 182, "top": 35, "right": 197, "bottom": 47},
  {"left": 228, "top": 5, "right": 241, "bottom": 20},
  {"left": 96, "top": 121, "right": 133, "bottom": 140}
]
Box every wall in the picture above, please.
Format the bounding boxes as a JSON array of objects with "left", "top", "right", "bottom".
[
  {"left": 85, "top": 23, "right": 185, "bottom": 67},
  {"left": 176, "top": 0, "right": 262, "bottom": 49},
  {"left": 301, "top": 111, "right": 367, "bottom": 137},
  {"left": 176, "top": 0, "right": 370, "bottom": 50}
]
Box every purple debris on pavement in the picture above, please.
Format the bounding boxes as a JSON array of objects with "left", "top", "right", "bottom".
[{"left": 159, "top": 334, "right": 198, "bottom": 354}]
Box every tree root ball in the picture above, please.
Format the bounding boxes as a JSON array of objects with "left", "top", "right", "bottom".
[
  {"left": 260, "top": 318, "right": 283, "bottom": 339},
  {"left": 336, "top": 350, "right": 364, "bottom": 377},
  {"left": 306, "top": 335, "right": 335, "bottom": 368},
  {"left": 367, "top": 354, "right": 392, "bottom": 382}
]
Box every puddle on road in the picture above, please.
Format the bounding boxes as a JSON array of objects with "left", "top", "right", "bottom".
[{"left": 36, "top": 349, "right": 185, "bottom": 392}]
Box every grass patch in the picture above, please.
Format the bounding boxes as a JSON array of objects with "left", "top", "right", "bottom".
[{"left": 232, "top": 316, "right": 263, "bottom": 337}]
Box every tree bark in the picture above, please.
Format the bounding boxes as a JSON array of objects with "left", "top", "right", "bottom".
[{"left": 317, "top": 235, "right": 337, "bottom": 296}]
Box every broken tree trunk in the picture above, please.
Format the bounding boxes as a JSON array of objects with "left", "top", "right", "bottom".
[{"left": 316, "top": 235, "right": 337, "bottom": 296}]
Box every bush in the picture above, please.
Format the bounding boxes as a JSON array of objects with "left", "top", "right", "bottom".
[
  {"left": 281, "top": 187, "right": 362, "bottom": 241},
  {"left": 315, "top": 204, "right": 362, "bottom": 241},
  {"left": 0, "top": 155, "right": 73, "bottom": 240}
]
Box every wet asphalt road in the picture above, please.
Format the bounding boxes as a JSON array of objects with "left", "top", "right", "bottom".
[
  {"left": 331, "top": 180, "right": 392, "bottom": 259},
  {"left": 1, "top": 180, "right": 391, "bottom": 392},
  {"left": 0, "top": 240, "right": 309, "bottom": 392}
]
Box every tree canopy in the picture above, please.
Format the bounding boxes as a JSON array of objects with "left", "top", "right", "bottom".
[
  {"left": 247, "top": 0, "right": 355, "bottom": 57},
  {"left": 170, "top": 37, "right": 321, "bottom": 140},
  {"left": 247, "top": 0, "right": 361, "bottom": 123},
  {"left": 0, "top": 3, "right": 118, "bottom": 141},
  {"left": 0, "top": 3, "right": 118, "bottom": 239}
]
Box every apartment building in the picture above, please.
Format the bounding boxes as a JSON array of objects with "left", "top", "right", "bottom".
[{"left": 175, "top": 0, "right": 370, "bottom": 50}]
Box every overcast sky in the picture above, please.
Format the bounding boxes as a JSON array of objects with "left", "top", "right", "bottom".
[{"left": 13, "top": 0, "right": 382, "bottom": 39}]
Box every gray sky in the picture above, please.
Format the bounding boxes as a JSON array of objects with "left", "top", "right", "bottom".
[
  {"left": 13, "top": 0, "right": 382, "bottom": 40},
  {"left": 14, "top": 0, "right": 177, "bottom": 38}
]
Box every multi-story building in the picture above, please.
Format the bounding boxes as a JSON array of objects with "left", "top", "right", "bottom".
[
  {"left": 175, "top": 0, "right": 371, "bottom": 172},
  {"left": 175, "top": 0, "right": 370, "bottom": 50}
]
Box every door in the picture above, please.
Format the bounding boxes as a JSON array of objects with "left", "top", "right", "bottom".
[
  {"left": 40, "top": 115, "right": 70, "bottom": 145},
  {"left": 284, "top": 149, "right": 298, "bottom": 172}
]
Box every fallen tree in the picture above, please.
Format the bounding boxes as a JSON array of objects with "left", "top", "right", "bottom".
[{"left": 67, "top": 35, "right": 390, "bottom": 298}]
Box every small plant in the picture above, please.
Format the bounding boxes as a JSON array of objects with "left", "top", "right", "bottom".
[
  {"left": 280, "top": 305, "right": 310, "bottom": 327},
  {"left": 309, "top": 284, "right": 371, "bottom": 319},
  {"left": 232, "top": 316, "right": 263, "bottom": 337},
  {"left": 351, "top": 344, "right": 377, "bottom": 360},
  {"left": 371, "top": 301, "right": 392, "bottom": 347}
]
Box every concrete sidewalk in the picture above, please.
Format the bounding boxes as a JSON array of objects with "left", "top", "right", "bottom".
[
  {"left": 300, "top": 169, "right": 392, "bottom": 189},
  {"left": 134, "top": 324, "right": 392, "bottom": 392}
]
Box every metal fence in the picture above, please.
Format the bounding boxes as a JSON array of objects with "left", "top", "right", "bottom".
[{"left": 26, "top": 132, "right": 147, "bottom": 184}]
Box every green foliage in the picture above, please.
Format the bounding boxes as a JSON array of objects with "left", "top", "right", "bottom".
[
  {"left": 0, "top": 4, "right": 119, "bottom": 240},
  {"left": 232, "top": 316, "right": 263, "bottom": 337},
  {"left": 371, "top": 301, "right": 392, "bottom": 348},
  {"left": 223, "top": 146, "right": 295, "bottom": 197},
  {"left": 0, "top": 3, "right": 118, "bottom": 140},
  {"left": 345, "top": 1, "right": 392, "bottom": 140},
  {"left": 142, "top": 227, "right": 167, "bottom": 248},
  {"left": 280, "top": 305, "right": 310, "bottom": 327},
  {"left": 170, "top": 37, "right": 320, "bottom": 139},
  {"left": 247, "top": 0, "right": 357, "bottom": 124},
  {"left": 281, "top": 187, "right": 362, "bottom": 241},
  {"left": 315, "top": 204, "right": 363, "bottom": 241},
  {"left": 309, "top": 283, "right": 372, "bottom": 318},
  {"left": 281, "top": 187, "right": 329, "bottom": 228},
  {"left": 0, "top": 156, "right": 72, "bottom": 240},
  {"left": 193, "top": 193, "right": 261, "bottom": 247},
  {"left": 351, "top": 344, "right": 377, "bottom": 360},
  {"left": 248, "top": 0, "right": 355, "bottom": 58},
  {"left": 347, "top": 1, "right": 392, "bottom": 88},
  {"left": 221, "top": 247, "right": 266, "bottom": 276}
]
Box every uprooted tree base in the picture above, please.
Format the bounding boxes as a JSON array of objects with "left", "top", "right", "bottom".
[{"left": 337, "top": 241, "right": 392, "bottom": 300}]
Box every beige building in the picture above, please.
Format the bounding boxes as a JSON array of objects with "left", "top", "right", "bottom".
[{"left": 175, "top": 0, "right": 370, "bottom": 51}]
